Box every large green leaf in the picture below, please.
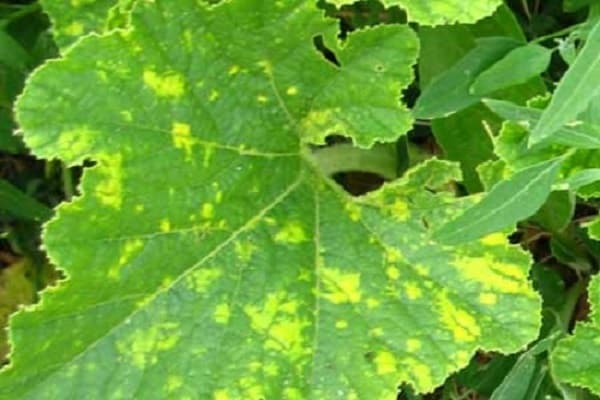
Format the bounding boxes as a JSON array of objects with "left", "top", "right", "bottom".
[
  {"left": 1, "top": 1, "right": 541, "bottom": 398},
  {"left": 530, "top": 19, "right": 600, "bottom": 145},
  {"left": 331, "top": 0, "right": 503, "bottom": 26}
]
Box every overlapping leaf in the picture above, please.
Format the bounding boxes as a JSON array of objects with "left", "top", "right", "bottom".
[
  {"left": 40, "top": 0, "right": 133, "bottom": 50},
  {"left": 330, "top": 0, "right": 503, "bottom": 26},
  {"left": 552, "top": 278, "right": 600, "bottom": 394},
  {"left": 1, "top": 1, "right": 541, "bottom": 398}
]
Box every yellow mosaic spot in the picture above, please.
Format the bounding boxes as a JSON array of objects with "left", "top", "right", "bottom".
[
  {"left": 453, "top": 255, "right": 528, "bottom": 294},
  {"left": 115, "top": 322, "right": 181, "bottom": 369},
  {"left": 160, "top": 219, "right": 171, "bottom": 233},
  {"left": 385, "top": 247, "right": 404, "bottom": 263},
  {"left": 63, "top": 21, "right": 84, "bottom": 36},
  {"left": 403, "top": 357, "right": 434, "bottom": 392},
  {"left": 390, "top": 199, "right": 410, "bottom": 221},
  {"left": 406, "top": 338, "right": 422, "bottom": 352},
  {"left": 257, "top": 59, "right": 273, "bottom": 75},
  {"left": 366, "top": 298, "right": 380, "bottom": 309},
  {"left": 321, "top": 268, "right": 362, "bottom": 304},
  {"left": 479, "top": 292, "right": 498, "bottom": 305},
  {"left": 369, "top": 327, "right": 384, "bottom": 337},
  {"left": 228, "top": 65, "right": 241, "bottom": 75},
  {"left": 283, "top": 388, "right": 303, "bottom": 400},
  {"left": 404, "top": 282, "right": 422, "bottom": 300},
  {"left": 235, "top": 241, "right": 257, "bottom": 262},
  {"left": 286, "top": 86, "right": 298, "bottom": 96},
  {"left": 214, "top": 303, "right": 231, "bottom": 324},
  {"left": 203, "top": 143, "right": 216, "bottom": 167},
  {"left": 257, "top": 94, "right": 268, "bottom": 103},
  {"left": 108, "top": 239, "right": 144, "bottom": 279},
  {"left": 213, "top": 389, "right": 230, "bottom": 400},
  {"left": 274, "top": 221, "right": 308, "bottom": 244},
  {"left": 186, "top": 269, "right": 222, "bottom": 293},
  {"left": 209, "top": 89, "right": 220, "bottom": 102},
  {"left": 166, "top": 375, "right": 183, "bottom": 392},
  {"left": 201, "top": 202, "right": 214, "bottom": 219},
  {"left": 143, "top": 70, "right": 185, "bottom": 98},
  {"left": 183, "top": 29, "right": 193, "bottom": 51},
  {"left": 375, "top": 351, "right": 397, "bottom": 375},
  {"left": 215, "top": 191, "right": 223, "bottom": 203},
  {"left": 335, "top": 320, "right": 348, "bottom": 329},
  {"left": 171, "top": 122, "right": 195, "bottom": 159},
  {"left": 344, "top": 202, "right": 361, "bottom": 221},
  {"left": 386, "top": 266, "right": 400, "bottom": 280},
  {"left": 480, "top": 232, "right": 507, "bottom": 246},
  {"left": 244, "top": 292, "right": 308, "bottom": 358},
  {"left": 437, "top": 291, "right": 481, "bottom": 342},
  {"left": 95, "top": 153, "right": 123, "bottom": 209},
  {"left": 134, "top": 204, "right": 145, "bottom": 213},
  {"left": 120, "top": 110, "right": 133, "bottom": 122}
]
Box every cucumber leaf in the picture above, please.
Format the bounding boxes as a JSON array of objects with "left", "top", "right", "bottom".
[{"left": 0, "top": 1, "right": 542, "bottom": 398}]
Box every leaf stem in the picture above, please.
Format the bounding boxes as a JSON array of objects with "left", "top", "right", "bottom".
[
  {"left": 558, "top": 278, "right": 587, "bottom": 333},
  {"left": 61, "top": 163, "right": 74, "bottom": 201},
  {"left": 310, "top": 143, "right": 398, "bottom": 180}
]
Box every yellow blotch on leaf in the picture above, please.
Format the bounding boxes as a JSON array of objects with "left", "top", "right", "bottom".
[
  {"left": 95, "top": 153, "right": 123, "bottom": 209},
  {"left": 390, "top": 199, "right": 410, "bottom": 221},
  {"left": 479, "top": 292, "right": 498, "bottom": 305},
  {"left": 186, "top": 269, "right": 222, "bottom": 294},
  {"left": 201, "top": 202, "right": 215, "bottom": 219},
  {"left": 115, "top": 322, "right": 181, "bottom": 369},
  {"left": 321, "top": 268, "right": 362, "bottom": 304},
  {"left": 436, "top": 291, "right": 481, "bottom": 342},
  {"left": 166, "top": 375, "right": 183, "bottom": 393},
  {"left": 234, "top": 241, "right": 257, "bottom": 262},
  {"left": 453, "top": 255, "right": 529, "bottom": 295},
  {"left": 403, "top": 357, "right": 434, "bottom": 392},
  {"left": 404, "top": 281, "right": 423, "bottom": 300},
  {"left": 274, "top": 221, "right": 308, "bottom": 244},
  {"left": 160, "top": 219, "right": 171, "bottom": 233},
  {"left": 63, "top": 21, "right": 84, "bottom": 36},
  {"left": 335, "top": 320, "right": 348, "bottom": 329},
  {"left": 213, "top": 389, "right": 230, "bottom": 400},
  {"left": 480, "top": 232, "right": 507, "bottom": 246},
  {"left": 143, "top": 69, "right": 185, "bottom": 98},
  {"left": 108, "top": 239, "right": 144, "bottom": 279},
  {"left": 344, "top": 202, "right": 361, "bottom": 221},
  {"left": 171, "top": 122, "right": 196, "bottom": 159},
  {"left": 406, "top": 338, "right": 422, "bottom": 352},
  {"left": 374, "top": 351, "right": 397, "bottom": 375},
  {"left": 228, "top": 65, "right": 240, "bottom": 75},
  {"left": 386, "top": 266, "right": 400, "bottom": 280},
  {"left": 214, "top": 303, "right": 231, "bottom": 324}
]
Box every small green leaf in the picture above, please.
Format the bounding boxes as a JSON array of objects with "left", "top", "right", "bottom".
[
  {"left": 530, "top": 19, "right": 600, "bottom": 145},
  {"left": 558, "top": 168, "right": 600, "bottom": 190},
  {"left": 484, "top": 99, "right": 600, "bottom": 149},
  {"left": 433, "top": 157, "right": 564, "bottom": 245},
  {"left": 552, "top": 278, "right": 600, "bottom": 394},
  {"left": 471, "top": 43, "right": 552, "bottom": 96},
  {"left": 414, "top": 37, "right": 520, "bottom": 119}
]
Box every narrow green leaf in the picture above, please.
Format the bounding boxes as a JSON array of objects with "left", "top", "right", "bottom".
[
  {"left": 433, "top": 157, "right": 564, "bottom": 245},
  {"left": 471, "top": 44, "right": 552, "bottom": 96},
  {"left": 0, "top": 179, "right": 51, "bottom": 221},
  {"left": 413, "top": 37, "right": 520, "bottom": 119},
  {"left": 531, "top": 191, "right": 575, "bottom": 232},
  {"left": 484, "top": 99, "right": 600, "bottom": 149},
  {"left": 490, "top": 355, "right": 537, "bottom": 400},
  {"left": 559, "top": 168, "right": 600, "bottom": 190},
  {"left": 530, "top": 19, "right": 600, "bottom": 145}
]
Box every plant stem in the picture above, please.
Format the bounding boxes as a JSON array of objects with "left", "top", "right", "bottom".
[
  {"left": 532, "top": 23, "right": 584, "bottom": 44},
  {"left": 61, "top": 163, "right": 74, "bottom": 201},
  {"left": 558, "top": 279, "right": 587, "bottom": 333},
  {"left": 310, "top": 143, "right": 398, "bottom": 180}
]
